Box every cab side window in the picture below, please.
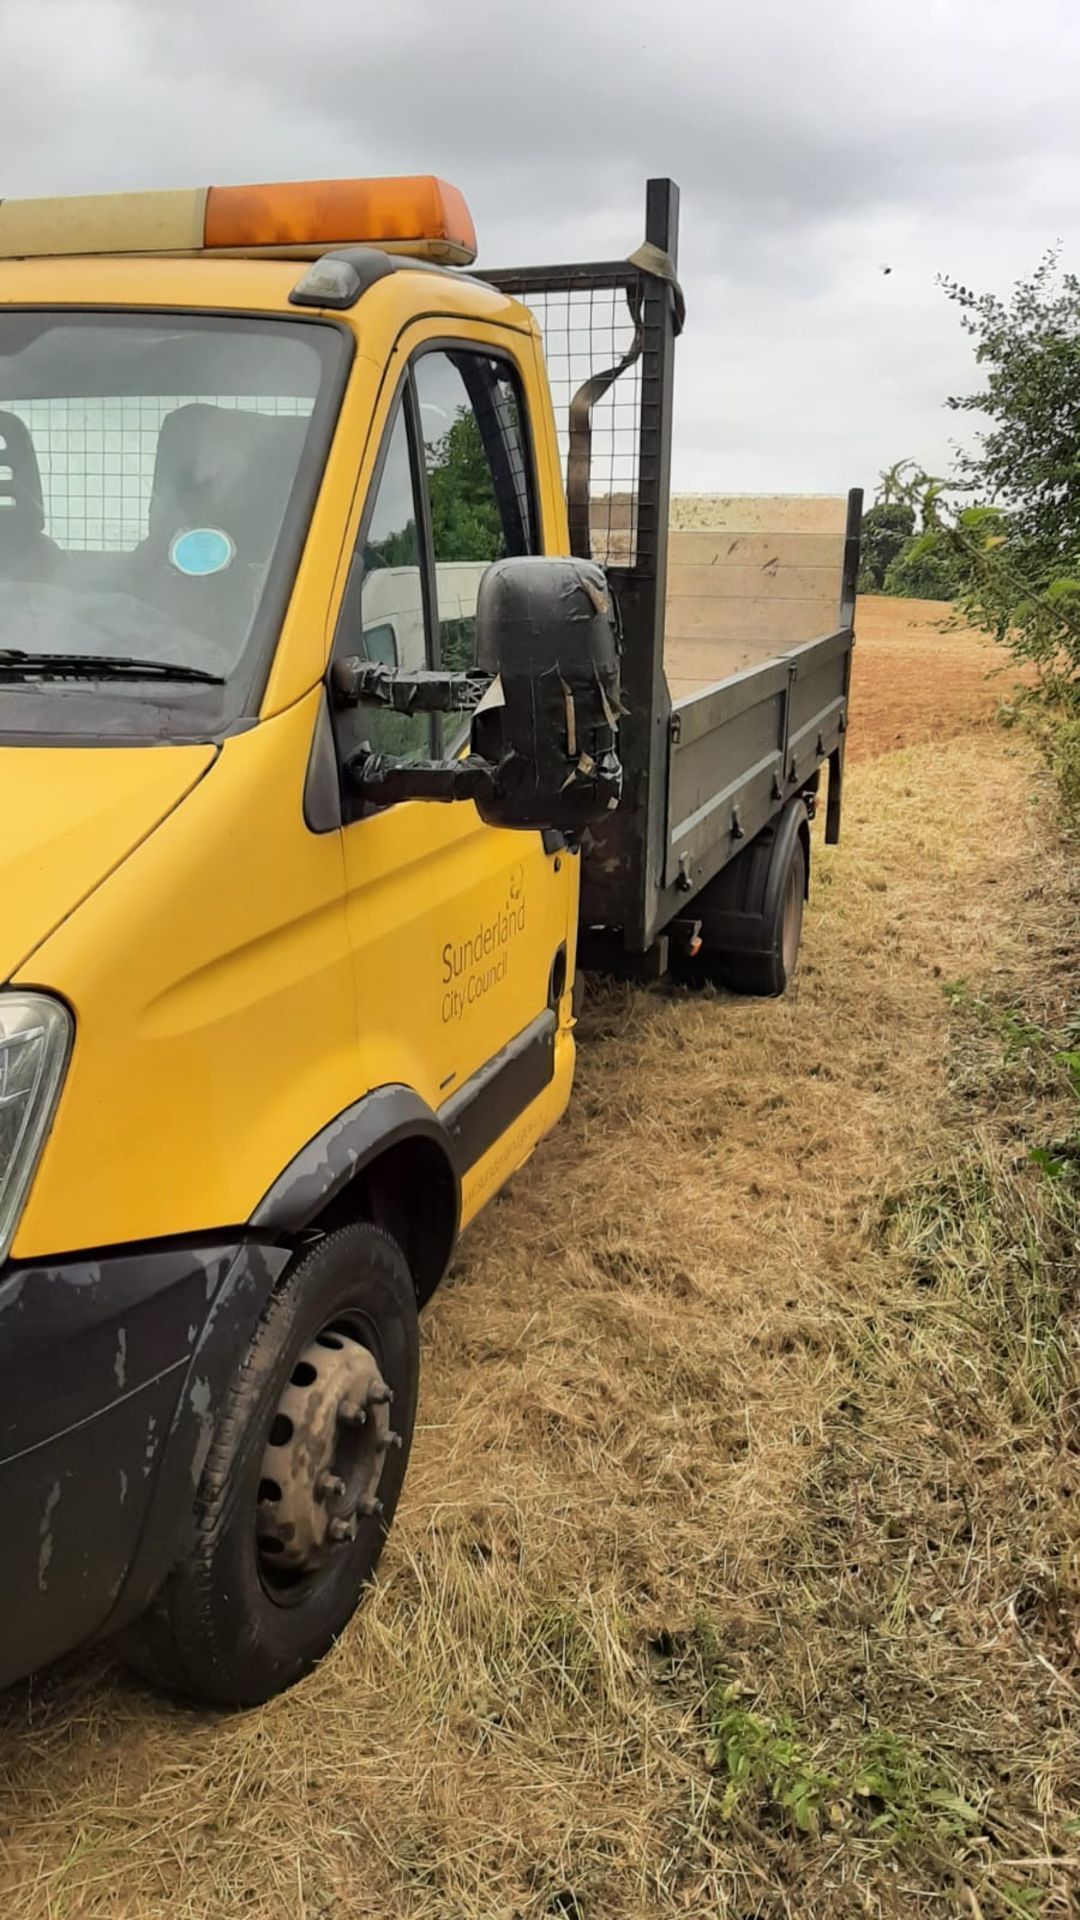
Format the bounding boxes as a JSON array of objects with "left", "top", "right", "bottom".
[
  {"left": 414, "top": 351, "right": 536, "bottom": 671},
  {"left": 337, "top": 399, "right": 432, "bottom": 761},
  {"left": 333, "top": 349, "right": 538, "bottom": 797}
]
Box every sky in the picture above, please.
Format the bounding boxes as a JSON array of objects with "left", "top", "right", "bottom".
[{"left": 3, "top": 0, "right": 1080, "bottom": 496}]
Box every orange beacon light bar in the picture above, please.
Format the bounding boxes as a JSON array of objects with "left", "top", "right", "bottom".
[
  {"left": 0, "top": 176, "right": 478, "bottom": 266},
  {"left": 205, "top": 176, "right": 476, "bottom": 262}
]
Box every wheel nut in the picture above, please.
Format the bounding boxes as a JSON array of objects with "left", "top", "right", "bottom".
[
  {"left": 339, "top": 1399, "right": 367, "bottom": 1426},
  {"left": 376, "top": 1431, "right": 403, "bottom": 1454},
  {"left": 328, "top": 1516, "right": 356, "bottom": 1544},
  {"left": 368, "top": 1384, "right": 394, "bottom": 1407},
  {"left": 359, "top": 1496, "right": 384, "bottom": 1519},
  {"left": 316, "top": 1472, "right": 347, "bottom": 1501}
]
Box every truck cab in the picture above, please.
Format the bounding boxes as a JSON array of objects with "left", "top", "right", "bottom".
[
  {"left": 0, "top": 177, "right": 613, "bottom": 1704},
  {"left": 0, "top": 174, "right": 857, "bottom": 1706}
]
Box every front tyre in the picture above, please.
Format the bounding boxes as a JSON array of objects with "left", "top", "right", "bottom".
[{"left": 120, "top": 1223, "right": 420, "bottom": 1707}]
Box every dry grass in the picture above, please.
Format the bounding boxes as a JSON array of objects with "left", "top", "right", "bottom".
[{"left": 1, "top": 644, "right": 1078, "bottom": 1915}]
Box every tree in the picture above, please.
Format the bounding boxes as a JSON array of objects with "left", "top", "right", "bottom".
[
  {"left": 880, "top": 257, "right": 1080, "bottom": 693},
  {"left": 427, "top": 409, "right": 504, "bottom": 564},
  {"left": 943, "top": 253, "right": 1080, "bottom": 584},
  {"left": 858, "top": 502, "right": 915, "bottom": 591}
]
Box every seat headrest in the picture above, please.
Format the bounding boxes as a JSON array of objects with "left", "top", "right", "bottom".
[
  {"left": 147, "top": 404, "right": 309, "bottom": 562},
  {"left": 0, "top": 409, "right": 46, "bottom": 537}
]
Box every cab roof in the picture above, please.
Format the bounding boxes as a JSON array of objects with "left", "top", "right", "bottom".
[{"left": 0, "top": 251, "right": 537, "bottom": 339}]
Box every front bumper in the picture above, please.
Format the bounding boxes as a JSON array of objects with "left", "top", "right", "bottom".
[{"left": 0, "top": 1236, "right": 289, "bottom": 1691}]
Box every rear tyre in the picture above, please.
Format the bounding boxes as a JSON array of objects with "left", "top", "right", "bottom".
[
  {"left": 668, "top": 829, "right": 803, "bottom": 998},
  {"left": 119, "top": 1223, "right": 420, "bottom": 1707},
  {"left": 702, "top": 833, "right": 806, "bottom": 997}
]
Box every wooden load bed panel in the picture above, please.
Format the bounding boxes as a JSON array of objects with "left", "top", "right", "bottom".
[{"left": 661, "top": 494, "right": 850, "bottom": 700}]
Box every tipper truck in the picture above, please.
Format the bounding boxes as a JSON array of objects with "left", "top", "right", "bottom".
[{"left": 0, "top": 174, "right": 859, "bottom": 1704}]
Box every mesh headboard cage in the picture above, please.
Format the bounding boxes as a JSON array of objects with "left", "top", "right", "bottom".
[
  {"left": 484, "top": 181, "right": 684, "bottom": 953},
  {"left": 520, "top": 276, "right": 643, "bottom": 570},
  {"left": 484, "top": 175, "right": 683, "bottom": 607},
  {"left": 483, "top": 257, "right": 670, "bottom": 578}
]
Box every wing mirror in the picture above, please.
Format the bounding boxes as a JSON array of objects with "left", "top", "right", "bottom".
[{"left": 330, "top": 555, "right": 623, "bottom": 836}]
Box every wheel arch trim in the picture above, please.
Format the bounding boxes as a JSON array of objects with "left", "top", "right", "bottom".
[
  {"left": 697, "top": 796, "right": 810, "bottom": 957},
  {"left": 250, "top": 1085, "right": 462, "bottom": 1243}
]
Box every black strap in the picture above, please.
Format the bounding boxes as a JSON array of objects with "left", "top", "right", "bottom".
[{"left": 565, "top": 247, "right": 685, "bottom": 560}]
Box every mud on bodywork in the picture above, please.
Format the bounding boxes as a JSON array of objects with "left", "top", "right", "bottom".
[{"left": 0, "top": 1237, "right": 289, "bottom": 1691}]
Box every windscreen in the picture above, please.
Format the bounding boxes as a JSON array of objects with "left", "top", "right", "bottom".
[{"left": 0, "top": 312, "right": 341, "bottom": 715}]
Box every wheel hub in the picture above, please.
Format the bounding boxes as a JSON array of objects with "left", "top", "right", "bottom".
[{"left": 256, "top": 1325, "right": 400, "bottom": 1580}]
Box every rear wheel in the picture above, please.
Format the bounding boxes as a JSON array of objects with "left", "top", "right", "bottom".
[
  {"left": 120, "top": 1222, "right": 420, "bottom": 1707},
  {"left": 672, "top": 822, "right": 808, "bottom": 999},
  {"left": 710, "top": 834, "right": 806, "bottom": 996}
]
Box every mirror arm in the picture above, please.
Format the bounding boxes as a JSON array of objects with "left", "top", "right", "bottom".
[
  {"left": 345, "top": 749, "right": 495, "bottom": 808},
  {"left": 330, "top": 657, "right": 492, "bottom": 716}
]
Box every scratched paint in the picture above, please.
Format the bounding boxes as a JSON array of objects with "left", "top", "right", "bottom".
[
  {"left": 188, "top": 1376, "right": 211, "bottom": 1419},
  {"left": 37, "top": 1479, "right": 62, "bottom": 1591},
  {"left": 187, "top": 1376, "right": 214, "bottom": 1485}
]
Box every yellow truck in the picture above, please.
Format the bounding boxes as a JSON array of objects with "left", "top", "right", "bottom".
[{"left": 0, "top": 174, "right": 859, "bottom": 1704}]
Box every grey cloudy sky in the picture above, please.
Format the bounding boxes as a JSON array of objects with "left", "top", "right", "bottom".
[{"left": 4, "top": 0, "right": 1079, "bottom": 494}]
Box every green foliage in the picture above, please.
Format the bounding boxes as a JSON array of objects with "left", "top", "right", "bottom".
[
  {"left": 367, "top": 524, "right": 418, "bottom": 569},
  {"left": 944, "top": 252, "right": 1080, "bottom": 579},
  {"left": 427, "top": 409, "right": 505, "bottom": 566},
  {"left": 1040, "top": 700, "right": 1080, "bottom": 818},
  {"left": 875, "top": 252, "right": 1080, "bottom": 688},
  {"left": 883, "top": 527, "right": 971, "bottom": 600},
  {"left": 704, "top": 1688, "right": 836, "bottom": 1832},
  {"left": 941, "top": 979, "right": 1080, "bottom": 1191},
  {"left": 1029, "top": 1047, "right": 1080, "bottom": 1183},
  {"left": 439, "top": 616, "right": 476, "bottom": 675},
  {"left": 851, "top": 1729, "right": 980, "bottom": 1844},
  {"left": 858, "top": 501, "right": 915, "bottom": 590},
  {"left": 861, "top": 466, "right": 983, "bottom": 601},
  {"left": 676, "top": 1623, "right": 983, "bottom": 1853},
  {"left": 998, "top": 1887, "right": 1048, "bottom": 1917}
]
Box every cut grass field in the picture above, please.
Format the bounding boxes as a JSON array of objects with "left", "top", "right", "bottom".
[{"left": 1, "top": 606, "right": 1077, "bottom": 1919}]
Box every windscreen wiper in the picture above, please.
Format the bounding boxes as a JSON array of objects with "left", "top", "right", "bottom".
[{"left": 0, "top": 649, "right": 225, "bottom": 686}]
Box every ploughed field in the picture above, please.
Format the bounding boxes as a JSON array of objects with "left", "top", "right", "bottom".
[
  {"left": 665, "top": 590, "right": 1012, "bottom": 765},
  {"left": 2, "top": 602, "right": 1077, "bottom": 1920},
  {"left": 847, "top": 595, "right": 1021, "bottom": 763}
]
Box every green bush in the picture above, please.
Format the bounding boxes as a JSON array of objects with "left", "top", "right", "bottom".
[
  {"left": 879, "top": 255, "right": 1080, "bottom": 688},
  {"left": 858, "top": 503, "right": 915, "bottom": 591},
  {"left": 883, "top": 531, "right": 971, "bottom": 600}
]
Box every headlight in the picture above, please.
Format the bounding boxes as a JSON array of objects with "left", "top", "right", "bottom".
[{"left": 0, "top": 994, "right": 72, "bottom": 1264}]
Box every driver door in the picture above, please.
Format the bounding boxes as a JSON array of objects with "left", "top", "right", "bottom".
[{"left": 332, "top": 327, "right": 574, "bottom": 1184}]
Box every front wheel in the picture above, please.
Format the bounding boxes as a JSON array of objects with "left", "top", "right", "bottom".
[{"left": 120, "top": 1222, "right": 420, "bottom": 1707}]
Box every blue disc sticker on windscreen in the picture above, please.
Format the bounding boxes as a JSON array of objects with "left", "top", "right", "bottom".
[{"left": 169, "top": 528, "right": 236, "bottom": 577}]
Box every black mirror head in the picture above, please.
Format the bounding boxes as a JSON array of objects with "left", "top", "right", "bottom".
[{"left": 471, "top": 555, "right": 622, "bottom": 834}]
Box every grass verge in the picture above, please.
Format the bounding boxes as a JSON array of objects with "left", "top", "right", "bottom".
[
  {"left": 0, "top": 728, "right": 1076, "bottom": 1919},
  {"left": 1008, "top": 689, "right": 1080, "bottom": 826}
]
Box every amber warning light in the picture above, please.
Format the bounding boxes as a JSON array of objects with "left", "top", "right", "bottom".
[{"left": 0, "top": 176, "right": 477, "bottom": 266}]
